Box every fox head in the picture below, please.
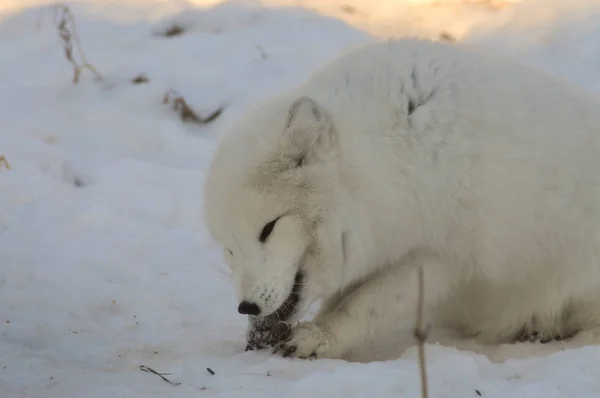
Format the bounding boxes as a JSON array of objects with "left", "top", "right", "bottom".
[{"left": 204, "top": 95, "right": 348, "bottom": 323}]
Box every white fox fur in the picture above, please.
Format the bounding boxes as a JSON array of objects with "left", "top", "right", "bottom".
[{"left": 204, "top": 38, "right": 600, "bottom": 360}]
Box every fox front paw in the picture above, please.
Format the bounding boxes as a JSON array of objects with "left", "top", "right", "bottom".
[{"left": 274, "top": 321, "right": 343, "bottom": 360}]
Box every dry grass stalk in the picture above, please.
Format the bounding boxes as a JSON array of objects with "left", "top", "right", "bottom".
[
  {"left": 439, "top": 32, "right": 456, "bottom": 42},
  {"left": 139, "top": 365, "right": 180, "bottom": 387},
  {"left": 0, "top": 155, "right": 10, "bottom": 170},
  {"left": 163, "top": 89, "right": 223, "bottom": 125},
  {"left": 162, "top": 24, "right": 186, "bottom": 38},
  {"left": 414, "top": 267, "right": 429, "bottom": 398},
  {"left": 131, "top": 74, "right": 150, "bottom": 84},
  {"left": 53, "top": 5, "right": 103, "bottom": 84}
]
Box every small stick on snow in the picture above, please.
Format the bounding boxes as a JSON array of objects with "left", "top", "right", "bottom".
[
  {"left": 139, "top": 365, "right": 181, "bottom": 386},
  {"left": 131, "top": 74, "right": 150, "bottom": 84},
  {"left": 206, "top": 367, "right": 215, "bottom": 375},
  {"left": 0, "top": 155, "right": 11, "bottom": 170},
  {"left": 52, "top": 5, "right": 103, "bottom": 84},
  {"left": 414, "top": 267, "right": 430, "bottom": 398},
  {"left": 163, "top": 89, "right": 224, "bottom": 125}
]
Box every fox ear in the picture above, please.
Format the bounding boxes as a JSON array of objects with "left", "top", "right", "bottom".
[{"left": 282, "top": 96, "right": 335, "bottom": 166}]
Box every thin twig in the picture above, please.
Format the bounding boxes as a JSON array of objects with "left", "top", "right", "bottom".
[
  {"left": 163, "top": 89, "right": 224, "bottom": 125},
  {"left": 53, "top": 5, "right": 102, "bottom": 84},
  {"left": 0, "top": 155, "right": 10, "bottom": 170},
  {"left": 414, "top": 267, "right": 429, "bottom": 398},
  {"left": 131, "top": 74, "right": 150, "bottom": 84},
  {"left": 139, "top": 365, "right": 181, "bottom": 387}
]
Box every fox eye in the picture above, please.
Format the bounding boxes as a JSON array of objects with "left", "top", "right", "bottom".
[{"left": 259, "top": 217, "right": 279, "bottom": 243}]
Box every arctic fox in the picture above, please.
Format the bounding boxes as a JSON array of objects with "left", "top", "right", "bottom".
[{"left": 204, "top": 38, "right": 600, "bottom": 360}]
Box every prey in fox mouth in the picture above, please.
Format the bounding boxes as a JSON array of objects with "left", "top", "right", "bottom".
[{"left": 244, "top": 270, "right": 304, "bottom": 351}]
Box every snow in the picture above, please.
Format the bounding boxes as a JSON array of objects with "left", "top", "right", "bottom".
[{"left": 2, "top": 0, "right": 600, "bottom": 397}]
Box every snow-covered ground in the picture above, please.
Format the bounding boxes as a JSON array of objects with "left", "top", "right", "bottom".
[{"left": 2, "top": 0, "right": 600, "bottom": 397}]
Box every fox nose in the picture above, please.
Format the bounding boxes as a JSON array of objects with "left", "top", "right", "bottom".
[{"left": 238, "top": 301, "right": 261, "bottom": 316}]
